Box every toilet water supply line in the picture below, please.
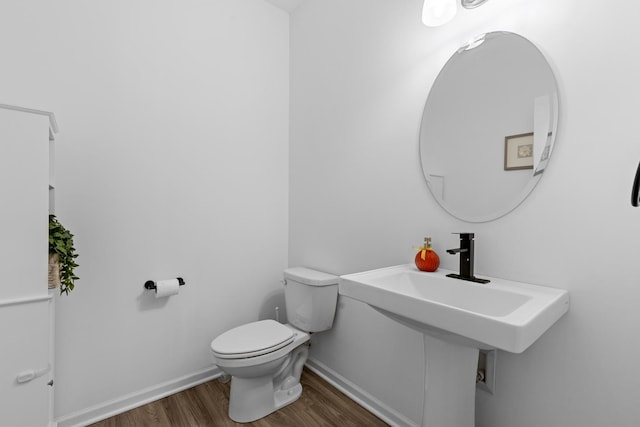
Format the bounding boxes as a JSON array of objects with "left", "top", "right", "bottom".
[{"left": 16, "top": 364, "right": 51, "bottom": 384}]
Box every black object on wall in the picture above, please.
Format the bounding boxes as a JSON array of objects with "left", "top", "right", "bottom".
[{"left": 632, "top": 162, "right": 640, "bottom": 207}]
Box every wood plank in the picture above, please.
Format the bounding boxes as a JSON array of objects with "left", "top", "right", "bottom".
[{"left": 89, "top": 368, "right": 389, "bottom": 426}]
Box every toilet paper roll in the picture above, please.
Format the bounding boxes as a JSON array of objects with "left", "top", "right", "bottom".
[{"left": 155, "top": 279, "right": 180, "bottom": 298}]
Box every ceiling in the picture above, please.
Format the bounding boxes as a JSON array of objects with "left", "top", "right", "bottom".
[{"left": 264, "top": 0, "right": 304, "bottom": 13}]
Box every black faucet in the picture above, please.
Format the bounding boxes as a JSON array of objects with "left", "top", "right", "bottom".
[{"left": 446, "top": 233, "right": 490, "bottom": 284}]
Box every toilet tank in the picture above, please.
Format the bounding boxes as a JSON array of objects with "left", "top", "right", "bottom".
[{"left": 283, "top": 267, "right": 339, "bottom": 333}]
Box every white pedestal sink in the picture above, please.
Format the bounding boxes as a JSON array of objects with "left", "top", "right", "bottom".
[{"left": 339, "top": 264, "right": 569, "bottom": 427}]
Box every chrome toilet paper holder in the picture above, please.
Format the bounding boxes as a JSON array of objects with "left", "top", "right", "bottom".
[{"left": 144, "top": 277, "right": 186, "bottom": 290}]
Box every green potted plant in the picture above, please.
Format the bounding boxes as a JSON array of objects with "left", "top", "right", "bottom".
[{"left": 49, "top": 214, "right": 79, "bottom": 295}]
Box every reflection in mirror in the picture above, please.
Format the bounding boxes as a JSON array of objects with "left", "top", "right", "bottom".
[{"left": 420, "top": 32, "right": 559, "bottom": 222}]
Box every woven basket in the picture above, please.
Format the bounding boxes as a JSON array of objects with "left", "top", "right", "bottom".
[{"left": 48, "top": 253, "right": 60, "bottom": 289}]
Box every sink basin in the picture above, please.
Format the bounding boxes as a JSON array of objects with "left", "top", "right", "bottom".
[{"left": 339, "top": 264, "right": 569, "bottom": 353}]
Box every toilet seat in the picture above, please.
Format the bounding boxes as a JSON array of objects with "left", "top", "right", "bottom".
[{"left": 211, "top": 320, "right": 294, "bottom": 359}]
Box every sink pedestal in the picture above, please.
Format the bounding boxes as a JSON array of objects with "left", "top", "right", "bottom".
[
  {"left": 378, "top": 308, "right": 481, "bottom": 427},
  {"left": 422, "top": 333, "right": 478, "bottom": 427}
]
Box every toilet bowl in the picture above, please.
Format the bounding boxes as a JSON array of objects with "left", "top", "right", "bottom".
[
  {"left": 212, "top": 320, "right": 310, "bottom": 422},
  {"left": 210, "top": 267, "right": 339, "bottom": 423}
]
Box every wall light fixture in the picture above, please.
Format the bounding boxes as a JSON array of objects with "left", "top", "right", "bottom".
[{"left": 422, "top": 0, "right": 489, "bottom": 27}]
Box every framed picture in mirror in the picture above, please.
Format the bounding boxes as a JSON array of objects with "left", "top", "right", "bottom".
[{"left": 504, "top": 132, "right": 534, "bottom": 171}]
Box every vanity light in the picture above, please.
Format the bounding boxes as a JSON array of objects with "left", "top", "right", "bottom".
[
  {"left": 422, "top": 0, "right": 489, "bottom": 27},
  {"left": 461, "top": 0, "right": 489, "bottom": 9},
  {"left": 422, "top": 0, "right": 457, "bottom": 27}
]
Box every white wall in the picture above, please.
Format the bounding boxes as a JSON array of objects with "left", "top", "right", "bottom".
[
  {"left": 290, "top": 0, "right": 640, "bottom": 426},
  {"left": 0, "top": 0, "right": 289, "bottom": 421},
  {"left": 4, "top": 0, "right": 640, "bottom": 425}
]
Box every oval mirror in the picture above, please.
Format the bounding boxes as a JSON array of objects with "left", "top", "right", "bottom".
[{"left": 419, "top": 31, "right": 559, "bottom": 222}]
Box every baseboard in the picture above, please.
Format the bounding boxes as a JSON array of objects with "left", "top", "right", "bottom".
[
  {"left": 305, "top": 358, "right": 420, "bottom": 427},
  {"left": 55, "top": 360, "right": 417, "bottom": 427},
  {"left": 55, "top": 366, "right": 221, "bottom": 427}
]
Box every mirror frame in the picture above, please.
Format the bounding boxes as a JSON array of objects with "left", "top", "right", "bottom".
[{"left": 419, "top": 31, "right": 559, "bottom": 223}]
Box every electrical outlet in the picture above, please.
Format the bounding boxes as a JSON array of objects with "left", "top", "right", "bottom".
[{"left": 476, "top": 349, "right": 496, "bottom": 394}]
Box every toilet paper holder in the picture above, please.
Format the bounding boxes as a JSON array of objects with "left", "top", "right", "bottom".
[{"left": 144, "top": 277, "right": 186, "bottom": 290}]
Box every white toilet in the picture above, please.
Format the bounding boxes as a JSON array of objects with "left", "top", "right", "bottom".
[{"left": 210, "top": 267, "right": 339, "bottom": 423}]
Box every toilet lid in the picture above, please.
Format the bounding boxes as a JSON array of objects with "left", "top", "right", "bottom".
[{"left": 211, "top": 319, "right": 294, "bottom": 359}]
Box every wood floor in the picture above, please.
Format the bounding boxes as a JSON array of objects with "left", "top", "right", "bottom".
[{"left": 89, "top": 368, "right": 389, "bottom": 427}]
